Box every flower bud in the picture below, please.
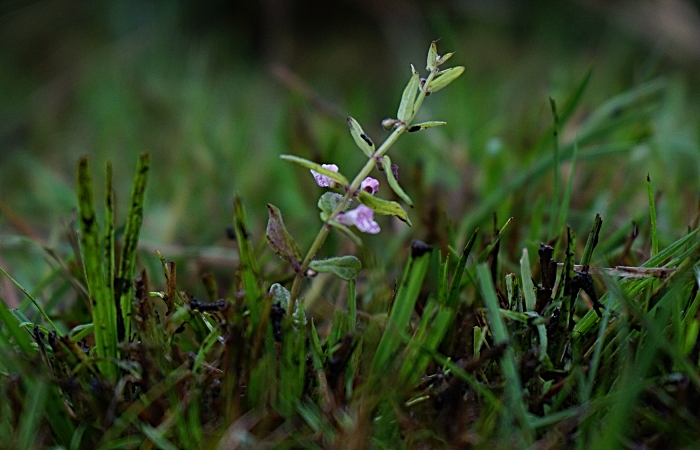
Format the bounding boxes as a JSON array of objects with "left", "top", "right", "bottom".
[
  {"left": 360, "top": 177, "right": 379, "bottom": 195},
  {"left": 381, "top": 118, "right": 398, "bottom": 130},
  {"left": 311, "top": 164, "right": 340, "bottom": 188}
]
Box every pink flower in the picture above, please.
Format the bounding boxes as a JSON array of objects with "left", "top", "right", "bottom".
[
  {"left": 360, "top": 177, "right": 379, "bottom": 195},
  {"left": 337, "top": 205, "right": 380, "bottom": 234},
  {"left": 311, "top": 164, "right": 339, "bottom": 188}
]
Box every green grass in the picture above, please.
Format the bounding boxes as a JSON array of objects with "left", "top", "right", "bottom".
[{"left": 2, "top": 4, "right": 700, "bottom": 448}]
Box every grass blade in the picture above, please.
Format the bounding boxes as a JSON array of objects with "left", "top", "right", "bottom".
[
  {"left": 520, "top": 248, "right": 536, "bottom": 312},
  {"left": 580, "top": 213, "right": 603, "bottom": 267},
  {"left": 647, "top": 174, "right": 659, "bottom": 256},
  {"left": 555, "top": 141, "right": 578, "bottom": 234},
  {"left": 447, "top": 228, "right": 478, "bottom": 306},
  {"left": 548, "top": 97, "right": 560, "bottom": 239},
  {"left": 232, "top": 195, "right": 262, "bottom": 323},
  {"left": 104, "top": 162, "right": 116, "bottom": 337},
  {"left": 0, "top": 267, "right": 60, "bottom": 335},
  {"left": 371, "top": 241, "right": 432, "bottom": 375},
  {"left": 17, "top": 379, "right": 48, "bottom": 449},
  {"left": 193, "top": 325, "right": 223, "bottom": 372},
  {"left": 77, "top": 157, "right": 118, "bottom": 380},
  {"left": 477, "top": 263, "right": 534, "bottom": 446},
  {"left": 116, "top": 153, "right": 150, "bottom": 340},
  {"left": 140, "top": 424, "right": 179, "bottom": 450},
  {"left": 348, "top": 279, "right": 356, "bottom": 333}
]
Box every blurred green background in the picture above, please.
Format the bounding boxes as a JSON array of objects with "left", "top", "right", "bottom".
[{"left": 2, "top": 0, "right": 700, "bottom": 303}]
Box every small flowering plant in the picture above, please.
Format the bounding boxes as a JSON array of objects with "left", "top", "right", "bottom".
[{"left": 266, "top": 41, "right": 464, "bottom": 313}]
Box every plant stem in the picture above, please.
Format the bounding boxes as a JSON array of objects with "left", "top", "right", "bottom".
[{"left": 287, "top": 69, "right": 438, "bottom": 315}]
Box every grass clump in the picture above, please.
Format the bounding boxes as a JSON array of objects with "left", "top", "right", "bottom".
[{"left": 1, "top": 41, "right": 700, "bottom": 450}]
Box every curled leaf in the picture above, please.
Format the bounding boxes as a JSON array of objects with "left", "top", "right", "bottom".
[
  {"left": 381, "top": 155, "right": 413, "bottom": 207},
  {"left": 397, "top": 65, "right": 420, "bottom": 122},
  {"left": 348, "top": 117, "right": 375, "bottom": 157},
  {"left": 309, "top": 256, "right": 362, "bottom": 281},
  {"left": 357, "top": 190, "right": 412, "bottom": 226},
  {"left": 266, "top": 204, "right": 302, "bottom": 264},
  {"left": 280, "top": 155, "right": 349, "bottom": 186},
  {"left": 427, "top": 66, "right": 465, "bottom": 93}
]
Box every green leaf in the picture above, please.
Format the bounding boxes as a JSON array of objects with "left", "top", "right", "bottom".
[
  {"left": 357, "top": 190, "right": 412, "bottom": 226},
  {"left": 280, "top": 155, "right": 349, "bottom": 186},
  {"left": 347, "top": 117, "right": 374, "bottom": 157},
  {"left": 266, "top": 203, "right": 302, "bottom": 264},
  {"left": 309, "top": 256, "right": 362, "bottom": 281},
  {"left": 318, "top": 192, "right": 347, "bottom": 221},
  {"left": 437, "top": 52, "right": 454, "bottom": 66},
  {"left": 427, "top": 66, "right": 464, "bottom": 93},
  {"left": 426, "top": 40, "right": 438, "bottom": 72},
  {"left": 397, "top": 65, "right": 420, "bottom": 122},
  {"left": 380, "top": 155, "right": 412, "bottom": 207},
  {"left": 406, "top": 121, "right": 447, "bottom": 132}
]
